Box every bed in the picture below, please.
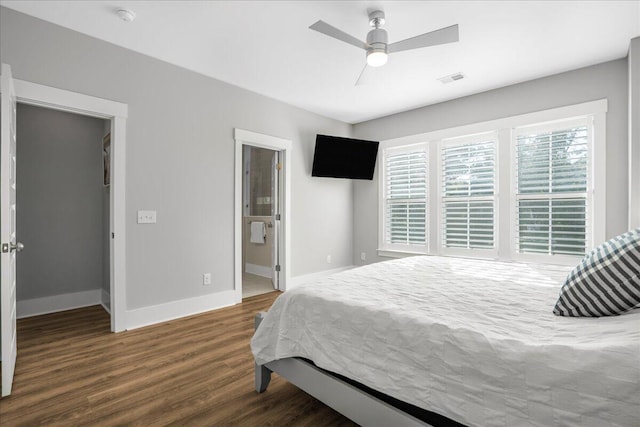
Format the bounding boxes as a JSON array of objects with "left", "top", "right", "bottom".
[{"left": 251, "top": 256, "right": 640, "bottom": 426}]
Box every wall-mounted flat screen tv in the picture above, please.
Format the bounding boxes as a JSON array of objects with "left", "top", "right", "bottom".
[{"left": 311, "top": 135, "right": 379, "bottom": 180}]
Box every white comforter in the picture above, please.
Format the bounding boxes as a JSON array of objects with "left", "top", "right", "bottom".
[{"left": 251, "top": 256, "right": 640, "bottom": 427}]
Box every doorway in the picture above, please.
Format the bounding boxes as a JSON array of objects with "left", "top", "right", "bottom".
[
  {"left": 242, "top": 145, "right": 278, "bottom": 298},
  {"left": 15, "top": 103, "right": 110, "bottom": 318},
  {"left": 234, "top": 129, "right": 291, "bottom": 303},
  {"left": 8, "top": 76, "right": 128, "bottom": 335}
]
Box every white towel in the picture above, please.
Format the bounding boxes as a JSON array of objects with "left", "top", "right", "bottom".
[{"left": 250, "top": 221, "right": 266, "bottom": 244}]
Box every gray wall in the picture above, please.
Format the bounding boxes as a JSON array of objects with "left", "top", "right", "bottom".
[
  {"left": 0, "top": 8, "right": 353, "bottom": 310},
  {"left": 352, "top": 59, "right": 629, "bottom": 265},
  {"left": 16, "top": 103, "right": 107, "bottom": 300}
]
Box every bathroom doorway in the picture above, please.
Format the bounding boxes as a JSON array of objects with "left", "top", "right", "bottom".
[{"left": 242, "top": 145, "right": 280, "bottom": 298}]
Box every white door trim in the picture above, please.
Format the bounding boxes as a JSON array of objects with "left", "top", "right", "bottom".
[
  {"left": 13, "top": 78, "right": 128, "bottom": 332},
  {"left": 234, "top": 129, "right": 291, "bottom": 302}
]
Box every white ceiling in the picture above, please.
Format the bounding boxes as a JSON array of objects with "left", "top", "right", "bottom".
[{"left": 2, "top": 1, "right": 639, "bottom": 124}]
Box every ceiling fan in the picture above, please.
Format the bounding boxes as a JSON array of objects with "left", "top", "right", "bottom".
[{"left": 309, "top": 10, "right": 459, "bottom": 85}]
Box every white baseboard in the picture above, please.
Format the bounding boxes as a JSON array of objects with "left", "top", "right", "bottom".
[
  {"left": 101, "top": 289, "right": 111, "bottom": 314},
  {"left": 17, "top": 289, "right": 102, "bottom": 319},
  {"left": 287, "top": 265, "right": 356, "bottom": 290},
  {"left": 125, "top": 290, "right": 237, "bottom": 330},
  {"left": 245, "top": 263, "right": 272, "bottom": 279}
]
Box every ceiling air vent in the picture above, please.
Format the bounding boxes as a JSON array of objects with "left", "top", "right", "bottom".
[{"left": 438, "top": 72, "right": 465, "bottom": 84}]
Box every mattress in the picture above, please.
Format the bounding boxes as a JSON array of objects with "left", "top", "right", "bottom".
[{"left": 251, "top": 256, "right": 640, "bottom": 427}]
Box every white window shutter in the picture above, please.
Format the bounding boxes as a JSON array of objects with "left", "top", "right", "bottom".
[
  {"left": 441, "top": 138, "right": 496, "bottom": 250},
  {"left": 384, "top": 147, "right": 427, "bottom": 247},
  {"left": 515, "top": 122, "right": 590, "bottom": 256}
]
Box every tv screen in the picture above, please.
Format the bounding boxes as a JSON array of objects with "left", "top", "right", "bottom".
[{"left": 311, "top": 135, "right": 379, "bottom": 180}]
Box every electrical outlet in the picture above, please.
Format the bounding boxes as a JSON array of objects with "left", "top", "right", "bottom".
[
  {"left": 326, "top": 254, "right": 332, "bottom": 264},
  {"left": 360, "top": 252, "right": 366, "bottom": 261},
  {"left": 203, "top": 273, "right": 212, "bottom": 285}
]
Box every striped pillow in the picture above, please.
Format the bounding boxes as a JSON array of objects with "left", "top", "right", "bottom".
[{"left": 553, "top": 228, "right": 640, "bottom": 317}]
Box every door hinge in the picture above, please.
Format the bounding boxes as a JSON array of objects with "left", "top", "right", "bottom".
[
  {"left": 1, "top": 243, "right": 8, "bottom": 253},
  {"left": 276, "top": 163, "right": 282, "bottom": 171},
  {"left": 275, "top": 214, "right": 281, "bottom": 221},
  {"left": 111, "top": 233, "right": 115, "bottom": 239},
  {"left": 275, "top": 264, "right": 281, "bottom": 272}
]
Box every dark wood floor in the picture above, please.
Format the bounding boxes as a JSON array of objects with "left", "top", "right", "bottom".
[{"left": 0, "top": 292, "right": 357, "bottom": 426}]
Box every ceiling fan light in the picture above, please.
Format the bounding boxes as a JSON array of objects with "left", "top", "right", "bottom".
[{"left": 367, "top": 50, "right": 387, "bottom": 67}]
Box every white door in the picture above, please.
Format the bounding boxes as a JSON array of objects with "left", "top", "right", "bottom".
[
  {"left": 271, "top": 151, "right": 280, "bottom": 290},
  {"left": 1, "top": 63, "right": 20, "bottom": 397}
]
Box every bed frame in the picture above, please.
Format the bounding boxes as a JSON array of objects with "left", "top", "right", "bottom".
[{"left": 254, "top": 312, "right": 432, "bottom": 427}]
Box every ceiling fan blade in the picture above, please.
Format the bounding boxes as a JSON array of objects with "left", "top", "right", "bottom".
[
  {"left": 388, "top": 24, "right": 459, "bottom": 54},
  {"left": 309, "top": 20, "right": 369, "bottom": 50}
]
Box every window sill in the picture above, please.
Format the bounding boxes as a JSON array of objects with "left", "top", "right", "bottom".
[
  {"left": 511, "top": 252, "right": 583, "bottom": 267},
  {"left": 377, "top": 248, "right": 582, "bottom": 267},
  {"left": 377, "top": 249, "right": 428, "bottom": 259}
]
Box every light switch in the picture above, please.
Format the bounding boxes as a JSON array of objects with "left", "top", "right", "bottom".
[{"left": 137, "top": 210, "right": 157, "bottom": 224}]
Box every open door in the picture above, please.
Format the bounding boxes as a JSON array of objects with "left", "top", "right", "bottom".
[
  {"left": 272, "top": 151, "right": 281, "bottom": 290},
  {"left": 1, "top": 63, "right": 20, "bottom": 397}
]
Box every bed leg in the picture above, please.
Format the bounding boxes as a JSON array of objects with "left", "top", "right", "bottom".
[
  {"left": 254, "top": 311, "right": 267, "bottom": 329},
  {"left": 254, "top": 312, "right": 271, "bottom": 392},
  {"left": 255, "top": 362, "right": 272, "bottom": 393}
]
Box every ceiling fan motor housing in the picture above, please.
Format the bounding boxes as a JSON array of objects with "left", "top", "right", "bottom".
[{"left": 366, "top": 28, "right": 388, "bottom": 54}]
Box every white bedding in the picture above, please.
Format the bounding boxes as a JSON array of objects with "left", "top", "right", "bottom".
[{"left": 251, "top": 256, "right": 640, "bottom": 427}]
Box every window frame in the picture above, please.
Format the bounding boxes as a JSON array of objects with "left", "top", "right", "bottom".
[
  {"left": 377, "top": 99, "right": 607, "bottom": 265},
  {"left": 510, "top": 117, "right": 595, "bottom": 265}
]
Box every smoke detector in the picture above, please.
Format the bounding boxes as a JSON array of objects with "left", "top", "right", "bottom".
[
  {"left": 116, "top": 8, "right": 136, "bottom": 23},
  {"left": 438, "top": 72, "right": 465, "bottom": 84}
]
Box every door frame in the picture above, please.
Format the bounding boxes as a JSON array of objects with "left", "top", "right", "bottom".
[
  {"left": 234, "top": 129, "right": 291, "bottom": 302},
  {"left": 13, "top": 78, "right": 128, "bottom": 332}
]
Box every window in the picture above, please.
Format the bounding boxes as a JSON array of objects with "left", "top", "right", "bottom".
[
  {"left": 380, "top": 144, "right": 428, "bottom": 253},
  {"left": 377, "top": 99, "right": 606, "bottom": 264},
  {"left": 441, "top": 134, "right": 497, "bottom": 253},
  {"left": 514, "top": 119, "right": 590, "bottom": 258}
]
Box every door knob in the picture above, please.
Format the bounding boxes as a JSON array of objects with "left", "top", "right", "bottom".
[{"left": 10, "top": 242, "right": 24, "bottom": 252}]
